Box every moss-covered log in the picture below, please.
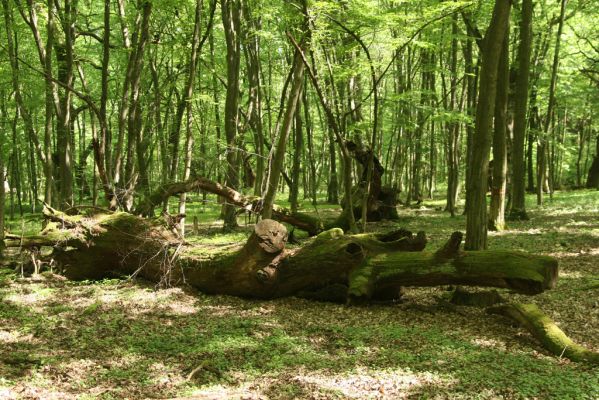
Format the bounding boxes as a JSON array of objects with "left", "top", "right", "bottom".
[
  {"left": 488, "top": 303, "right": 599, "bottom": 364},
  {"left": 3, "top": 210, "right": 559, "bottom": 303}
]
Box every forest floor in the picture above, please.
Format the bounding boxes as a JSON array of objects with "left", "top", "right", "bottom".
[{"left": 1, "top": 190, "right": 598, "bottom": 399}]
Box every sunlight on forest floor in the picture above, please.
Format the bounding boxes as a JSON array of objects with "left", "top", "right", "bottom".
[{"left": 1, "top": 190, "right": 598, "bottom": 399}]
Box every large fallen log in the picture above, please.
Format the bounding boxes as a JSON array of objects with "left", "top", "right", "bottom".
[
  {"left": 2, "top": 208, "right": 558, "bottom": 302},
  {"left": 488, "top": 303, "right": 599, "bottom": 365}
]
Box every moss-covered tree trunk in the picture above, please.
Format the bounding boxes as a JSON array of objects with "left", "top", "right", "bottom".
[{"left": 3, "top": 207, "right": 558, "bottom": 303}]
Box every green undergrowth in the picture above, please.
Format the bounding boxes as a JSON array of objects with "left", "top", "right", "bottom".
[{"left": 0, "top": 190, "right": 598, "bottom": 399}]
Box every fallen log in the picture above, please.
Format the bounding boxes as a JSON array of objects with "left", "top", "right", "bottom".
[
  {"left": 2, "top": 209, "right": 558, "bottom": 302},
  {"left": 488, "top": 303, "right": 599, "bottom": 364},
  {"left": 135, "top": 177, "right": 325, "bottom": 236}
]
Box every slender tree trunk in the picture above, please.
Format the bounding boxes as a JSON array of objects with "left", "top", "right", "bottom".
[
  {"left": 0, "top": 91, "right": 5, "bottom": 244},
  {"left": 586, "top": 134, "right": 599, "bottom": 189},
  {"left": 489, "top": 33, "right": 509, "bottom": 231},
  {"left": 262, "top": 50, "right": 306, "bottom": 219},
  {"left": 54, "top": 0, "right": 76, "bottom": 209},
  {"left": 10, "top": 115, "right": 23, "bottom": 217},
  {"left": 509, "top": 0, "right": 532, "bottom": 220},
  {"left": 289, "top": 98, "right": 303, "bottom": 213},
  {"left": 177, "top": 0, "right": 204, "bottom": 236},
  {"left": 412, "top": 49, "right": 429, "bottom": 205},
  {"left": 303, "top": 85, "right": 318, "bottom": 206},
  {"left": 446, "top": 15, "right": 460, "bottom": 216},
  {"left": 289, "top": 31, "right": 358, "bottom": 233},
  {"left": 538, "top": 0, "right": 567, "bottom": 205},
  {"left": 462, "top": 37, "right": 477, "bottom": 215},
  {"left": 465, "top": 0, "right": 511, "bottom": 250},
  {"left": 242, "top": 2, "right": 265, "bottom": 197},
  {"left": 2, "top": 0, "right": 48, "bottom": 205},
  {"left": 221, "top": 0, "right": 242, "bottom": 229},
  {"left": 326, "top": 127, "right": 339, "bottom": 204}
]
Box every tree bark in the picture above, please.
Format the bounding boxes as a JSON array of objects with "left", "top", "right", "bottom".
[
  {"left": 221, "top": 0, "right": 243, "bottom": 230},
  {"left": 177, "top": 0, "right": 205, "bottom": 237},
  {"left": 465, "top": 0, "right": 511, "bottom": 250},
  {"left": 445, "top": 14, "right": 460, "bottom": 217},
  {"left": 0, "top": 91, "right": 5, "bottom": 248},
  {"left": 489, "top": 32, "right": 509, "bottom": 231},
  {"left": 289, "top": 98, "right": 303, "bottom": 213},
  {"left": 586, "top": 134, "right": 599, "bottom": 189},
  {"left": 262, "top": 50, "right": 306, "bottom": 219},
  {"left": 539, "top": 0, "right": 567, "bottom": 205},
  {"left": 509, "top": 0, "right": 533, "bottom": 220}
]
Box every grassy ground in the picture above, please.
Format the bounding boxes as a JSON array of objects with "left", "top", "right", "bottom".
[{"left": 0, "top": 190, "right": 598, "bottom": 399}]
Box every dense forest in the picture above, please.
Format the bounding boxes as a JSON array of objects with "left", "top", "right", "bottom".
[{"left": 0, "top": 0, "right": 598, "bottom": 398}]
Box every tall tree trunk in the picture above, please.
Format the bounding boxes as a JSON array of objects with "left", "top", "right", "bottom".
[
  {"left": 462, "top": 37, "right": 477, "bottom": 215},
  {"left": 303, "top": 85, "right": 318, "bottom": 206},
  {"left": 326, "top": 127, "right": 339, "bottom": 204},
  {"left": 2, "top": 0, "right": 48, "bottom": 205},
  {"left": 242, "top": 2, "right": 265, "bottom": 197},
  {"left": 20, "top": 0, "right": 58, "bottom": 206},
  {"left": 10, "top": 114, "right": 23, "bottom": 217},
  {"left": 221, "top": 0, "right": 242, "bottom": 229},
  {"left": 509, "top": 0, "right": 532, "bottom": 220},
  {"left": 122, "top": 1, "right": 152, "bottom": 210},
  {"left": 0, "top": 91, "right": 5, "bottom": 245},
  {"left": 412, "top": 49, "right": 428, "bottom": 205},
  {"left": 177, "top": 0, "right": 204, "bottom": 236},
  {"left": 55, "top": 0, "right": 76, "bottom": 209},
  {"left": 446, "top": 14, "right": 460, "bottom": 217},
  {"left": 262, "top": 51, "right": 306, "bottom": 219},
  {"left": 465, "top": 0, "right": 511, "bottom": 250},
  {"left": 289, "top": 32, "right": 358, "bottom": 233},
  {"left": 208, "top": 31, "right": 223, "bottom": 184},
  {"left": 538, "top": 0, "right": 567, "bottom": 205},
  {"left": 489, "top": 32, "right": 509, "bottom": 231},
  {"left": 586, "top": 134, "right": 599, "bottom": 189},
  {"left": 289, "top": 99, "right": 303, "bottom": 213}
]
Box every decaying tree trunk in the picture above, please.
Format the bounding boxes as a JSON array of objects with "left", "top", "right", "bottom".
[
  {"left": 336, "top": 141, "right": 399, "bottom": 231},
  {"left": 488, "top": 303, "right": 599, "bottom": 365},
  {"left": 7, "top": 208, "right": 596, "bottom": 364},
  {"left": 3, "top": 207, "right": 558, "bottom": 303}
]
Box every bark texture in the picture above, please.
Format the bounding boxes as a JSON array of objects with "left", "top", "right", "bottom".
[{"left": 465, "top": 0, "right": 511, "bottom": 250}]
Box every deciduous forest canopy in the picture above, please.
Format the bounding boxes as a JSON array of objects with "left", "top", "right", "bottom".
[{"left": 0, "top": 0, "right": 598, "bottom": 398}]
